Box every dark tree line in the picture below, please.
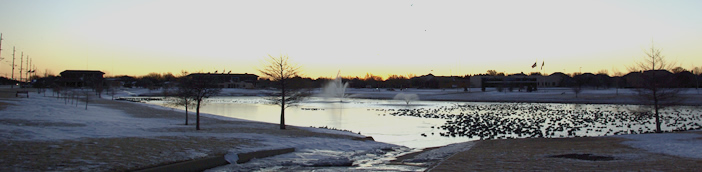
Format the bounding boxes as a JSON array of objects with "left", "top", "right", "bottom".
[
  {"left": 23, "top": 70, "right": 701, "bottom": 96},
  {"left": 256, "top": 74, "right": 471, "bottom": 90}
]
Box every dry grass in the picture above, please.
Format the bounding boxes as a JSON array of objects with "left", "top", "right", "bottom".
[
  {"left": 0, "top": 89, "right": 359, "bottom": 172},
  {"left": 430, "top": 136, "right": 702, "bottom": 171},
  {"left": 0, "top": 136, "right": 254, "bottom": 172},
  {"left": 4, "top": 88, "right": 700, "bottom": 171}
]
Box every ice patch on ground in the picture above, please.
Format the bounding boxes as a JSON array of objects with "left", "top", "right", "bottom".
[
  {"left": 616, "top": 132, "right": 702, "bottom": 159},
  {"left": 408, "top": 141, "right": 476, "bottom": 162},
  {"left": 210, "top": 137, "right": 410, "bottom": 171}
]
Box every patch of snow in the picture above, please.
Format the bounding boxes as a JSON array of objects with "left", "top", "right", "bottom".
[
  {"left": 616, "top": 132, "right": 702, "bottom": 159},
  {"left": 0, "top": 95, "right": 179, "bottom": 140},
  {"left": 2, "top": 91, "right": 410, "bottom": 171},
  {"left": 297, "top": 127, "right": 366, "bottom": 138},
  {"left": 180, "top": 149, "right": 210, "bottom": 160},
  {"left": 212, "top": 137, "right": 402, "bottom": 171},
  {"left": 410, "top": 141, "right": 476, "bottom": 162},
  {"left": 224, "top": 153, "right": 239, "bottom": 164}
]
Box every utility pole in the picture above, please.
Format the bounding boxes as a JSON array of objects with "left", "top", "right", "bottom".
[
  {"left": 26, "top": 56, "right": 29, "bottom": 82},
  {"left": 20, "top": 52, "right": 23, "bottom": 85},
  {"left": 30, "top": 58, "right": 35, "bottom": 81},
  {"left": 0, "top": 33, "right": 3, "bottom": 63},
  {"left": 27, "top": 56, "right": 31, "bottom": 82},
  {"left": 11, "top": 47, "right": 15, "bottom": 88}
]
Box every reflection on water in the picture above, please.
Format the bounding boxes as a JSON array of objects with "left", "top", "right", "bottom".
[
  {"left": 154, "top": 97, "right": 471, "bottom": 148},
  {"left": 152, "top": 96, "right": 702, "bottom": 148}
]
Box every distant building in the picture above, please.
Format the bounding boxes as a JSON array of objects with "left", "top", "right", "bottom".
[
  {"left": 622, "top": 70, "right": 674, "bottom": 88},
  {"left": 187, "top": 73, "right": 258, "bottom": 88},
  {"left": 469, "top": 73, "right": 567, "bottom": 91},
  {"left": 410, "top": 74, "right": 470, "bottom": 89},
  {"left": 474, "top": 75, "right": 537, "bottom": 91},
  {"left": 542, "top": 72, "right": 569, "bottom": 87},
  {"left": 105, "top": 75, "right": 137, "bottom": 88},
  {"left": 59, "top": 70, "right": 105, "bottom": 87}
]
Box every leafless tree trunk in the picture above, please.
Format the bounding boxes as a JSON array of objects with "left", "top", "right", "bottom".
[
  {"left": 571, "top": 85, "right": 582, "bottom": 98},
  {"left": 179, "top": 74, "right": 221, "bottom": 130},
  {"left": 109, "top": 86, "right": 116, "bottom": 100},
  {"left": 628, "top": 44, "right": 682, "bottom": 133},
  {"left": 164, "top": 72, "right": 198, "bottom": 126},
  {"left": 258, "top": 54, "right": 303, "bottom": 130},
  {"left": 82, "top": 89, "right": 91, "bottom": 110},
  {"left": 93, "top": 81, "right": 104, "bottom": 98}
]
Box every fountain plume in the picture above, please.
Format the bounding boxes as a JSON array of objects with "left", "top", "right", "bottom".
[
  {"left": 320, "top": 71, "right": 349, "bottom": 102},
  {"left": 394, "top": 93, "right": 419, "bottom": 105}
]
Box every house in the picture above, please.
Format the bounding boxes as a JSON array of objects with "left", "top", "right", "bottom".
[
  {"left": 539, "top": 72, "right": 568, "bottom": 87},
  {"left": 476, "top": 75, "right": 537, "bottom": 91},
  {"left": 187, "top": 73, "right": 258, "bottom": 88},
  {"left": 409, "top": 74, "right": 470, "bottom": 89},
  {"left": 623, "top": 70, "right": 674, "bottom": 88},
  {"left": 59, "top": 70, "right": 105, "bottom": 88},
  {"left": 104, "top": 75, "right": 137, "bottom": 88},
  {"left": 469, "top": 73, "right": 568, "bottom": 91}
]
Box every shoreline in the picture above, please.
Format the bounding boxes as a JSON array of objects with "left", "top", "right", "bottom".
[
  {"left": 3, "top": 87, "right": 702, "bottom": 171},
  {"left": 127, "top": 87, "right": 702, "bottom": 106},
  {"left": 0, "top": 89, "right": 387, "bottom": 171}
]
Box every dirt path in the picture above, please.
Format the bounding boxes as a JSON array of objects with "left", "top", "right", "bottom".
[{"left": 429, "top": 136, "right": 702, "bottom": 171}]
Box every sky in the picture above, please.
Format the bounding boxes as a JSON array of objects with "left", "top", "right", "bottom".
[{"left": 1, "top": 0, "right": 701, "bottom": 79}]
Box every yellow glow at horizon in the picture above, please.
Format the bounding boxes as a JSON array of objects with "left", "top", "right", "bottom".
[{"left": 1, "top": 0, "right": 701, "bottom": 78}]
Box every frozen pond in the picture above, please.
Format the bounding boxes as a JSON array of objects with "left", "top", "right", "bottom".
[{"left": 149, "top": 96, "right": 702, "bottom": 149}]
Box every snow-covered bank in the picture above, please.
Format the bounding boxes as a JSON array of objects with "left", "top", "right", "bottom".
[
  {"left": 3, "top": 87, "right": 700, "bottom": 171},
  {"left": 0, "top": 90, "right": 414, "bottom": 171},
  {"left": 617, "top": 131, "right": 702, "bottom": 159}
]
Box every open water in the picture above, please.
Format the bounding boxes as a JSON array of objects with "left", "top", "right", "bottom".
[{"left": 152, "top": 96, "right": 702, "bottom": 149}]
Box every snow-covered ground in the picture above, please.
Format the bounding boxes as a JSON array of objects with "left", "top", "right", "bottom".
[
  {"left": 114, "top": 87, "right": 702, "bottom": 158},
  {"left": 2, "top": 87, "right": 700, "bottom": 171},
  {"left": 617, "top": 132, "right": 702, "bottom": 159},
  {"left": 0, "top": 90, "right": 425, "bottom": 171}
]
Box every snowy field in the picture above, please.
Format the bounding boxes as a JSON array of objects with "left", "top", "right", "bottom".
[
  {"left": 0, "top": 89, "right": 416, "bottom": 171},
  {"left": 1, "top": 86, "right": 701, "bottom": 171}
]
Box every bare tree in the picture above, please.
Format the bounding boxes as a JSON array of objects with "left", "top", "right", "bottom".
[
  {"left": 164, "top": 71, "right": 197, "bottom": 125},
  {"left": 571, "top": 74, "right": 585, "bottom": 98},
  {"left": 107, "top": 81, "right": 121, "bottom": 100},
  {"left": 693, "top": 67, "right": 701, "bottom": 94},
  {"left": 179, "top": 74, "right": 221, "bottom": 130},
  {"left": 486, "top": 70, "right": 498, "bottom": 76},
  {"left": 81, "top": 89, "right": 91, "bottom": 110},
  {"left": 571, "top": 85, "right": 583, "bottom": 98},
  {"left": 612, "top": 68, "right": 624, "bottom": 95},
  {"left": 52, "top": 84, "right": 62, "bottom": 99},
  {"left": 93, "top": 81, "right": 104, "bottom": 98},
  {"left": 627, "top": 44, "right": 682, "bottom": 133},
  {"left": 258, "top": 54, "right": 303, "bottom": 129},
  {"left": 671, "top": 67, "right": 686, "bottom": 74}
]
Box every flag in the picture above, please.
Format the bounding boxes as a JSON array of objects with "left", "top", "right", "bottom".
[
  {"left": 531, "top": 62, "right": 537, "bottom": 68},
  {"left": 541, "top": 61, "right": 544, "bottom": 70}
]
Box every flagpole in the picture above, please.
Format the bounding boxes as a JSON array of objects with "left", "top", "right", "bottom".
[{"left": 541, "top": 61, "right": 545, "bottom": 75}]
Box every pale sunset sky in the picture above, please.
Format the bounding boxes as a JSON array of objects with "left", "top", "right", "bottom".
[{"left": 1, "top": 0, "right": 701, "bottom": 79}]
